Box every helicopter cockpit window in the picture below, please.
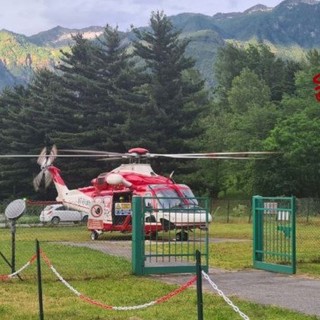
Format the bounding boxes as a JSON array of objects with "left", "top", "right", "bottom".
[
  {"left": 144, "top": 192, "right": 152, "bottom": 208},
  {"left": 177, "top": 185, "right": 199, "bottom": 205},
  {"left": 147, "top": 184, "right": 198, "bottom": 209},
  {"left": 153, "top": 188, "right": 183, "bottom": 209}
]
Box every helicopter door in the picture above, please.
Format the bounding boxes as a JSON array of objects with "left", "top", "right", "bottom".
[{"left": 112, "top": 193, "right": 132, "bottom": 225}]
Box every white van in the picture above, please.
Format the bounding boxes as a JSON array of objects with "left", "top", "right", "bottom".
[{"left": 40, "top": 204, "right": 88, "bottom": 225}]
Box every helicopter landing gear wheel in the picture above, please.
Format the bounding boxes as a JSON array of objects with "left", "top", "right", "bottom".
[
  {"left": 149, "top": 232, "right": 158, "bottom": 240},
  {"left": 90, "top": 231, "right": 99, "bottom": 241},
  {"left": 176, "top": 231, "right": 188, "bottom": 242}
]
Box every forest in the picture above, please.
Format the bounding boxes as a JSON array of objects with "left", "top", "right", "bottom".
[{"left": 1, "top": 11, "right": 320, "bottom": 201}]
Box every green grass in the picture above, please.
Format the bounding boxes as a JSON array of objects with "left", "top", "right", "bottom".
[
  {"left": 0, "top": 243, "right": 318, "bottom": 320},
  {"left": 1, "top": 223, "right": 320, "bottom": 319},
  {"left": 1, "top": 277, "right": 317, "bottom": 320},
  {"left": 209, "top": 222, "right": 253, "bottom": 239},
  {"left": 208, "top": 222, "right": 320, "bottom": 277}
]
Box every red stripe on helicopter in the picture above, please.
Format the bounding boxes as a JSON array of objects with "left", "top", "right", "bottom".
[{"left": 48, "top": 166, "right": 66, "bottom": 185}]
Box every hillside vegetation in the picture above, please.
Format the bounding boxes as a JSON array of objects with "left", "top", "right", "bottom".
[
  {"left": 0, "top": 0, "right": 320, "bottom": 90},
  {"left": 1, "top": 10, "right": 320, "bottom": 201}
]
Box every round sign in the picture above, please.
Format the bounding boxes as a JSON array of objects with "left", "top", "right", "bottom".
[
  {"left": 90, "top": 204, "right": 103, "bottom": 218},
  {"left": 5, "top": 199, "right": 26, "bottom": 220}
]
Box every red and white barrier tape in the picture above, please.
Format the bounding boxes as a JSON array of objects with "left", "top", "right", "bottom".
[
  {"left": 40, "top": 250, "right": 197, "bottom": 311},
  {"left": 0, "top": 254, "right": 37, "bottom": 281}
]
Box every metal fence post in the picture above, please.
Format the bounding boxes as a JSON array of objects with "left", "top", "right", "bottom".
[
  {"left": 10, "top": 220, "right": 16, "bottom": 274},
  {"left": 132, "top": 196, "right": 144, "bottom": 275},
  {"left": 36, "top": 239, "right": 44, "bottom": 320},
  {"left": 291, "top": 196, "right": 297, "bottom": 274},
  {"left": 196, "top": 250, "right": 203, "bottom": 320},
  {"left": 252, "top": 196, "right": 264, "bottom": 263}
]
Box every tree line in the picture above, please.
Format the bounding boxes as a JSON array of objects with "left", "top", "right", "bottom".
[{"left": 0, "top": 11, "right": 319, "bottom": 201}]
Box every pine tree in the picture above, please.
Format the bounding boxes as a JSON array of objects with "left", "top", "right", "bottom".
[
  {"left": 130, "top": 11, "right": 208, "bottom": 154},
  {"left": 0, "top": 86, "right": 35, "bottom": 199},
  {"left": 52, "top": 27, "right": 143, "bottom": 187},
  {"left": 0, "top": 70, "right": 77, "bottom": 199}
]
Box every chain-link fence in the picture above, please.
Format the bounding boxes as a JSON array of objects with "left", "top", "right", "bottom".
[
  {"left": 211, "top": 199, "right": 252, "bottom": 223},
  {"left": 295, "top": 198, "right": 320, "bottom": 264},
  {"left": 0, "top": 200, "right": 132, "bottom": 281},
  {"left": 0, "top": 198, "right": 320, "bottom": 280},
  {"left": 212, "top": 198, "right": 320, "bottom": 266}
]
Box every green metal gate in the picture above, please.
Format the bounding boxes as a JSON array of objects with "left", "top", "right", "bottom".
[
  {"left": 252, "top": 196, "right": 296, "bottom": 274},
  {"left": 132, "top": 196, "right": 210, "bottom": 275}
]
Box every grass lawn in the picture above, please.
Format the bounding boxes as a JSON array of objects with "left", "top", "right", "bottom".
[
  {"left": 1, "top": 277, "right": 317, "bottom": 320},
  {"left": 209, "top": 222, "right": 320, "bottom": 277},
  {"left": 0, "top": 244, "right": 318, "bottom": 320},
  {"left": 0, "top": 223, "right": 319, "bottom": 319}
]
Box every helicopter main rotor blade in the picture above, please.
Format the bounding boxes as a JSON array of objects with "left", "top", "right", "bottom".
[
  {"left": 0, "top": 154, "right": 118, "bottom": 158},
  {"left": 0, "top": 146, "right": 279, "bottom": 160},
  {"left": 60, "top": 149, "right": 123, "bottom": 156},
  {"left": 148, "top": 154, "right": 272, "bottom": 159},
  {"left": 61, "top": 149, "right": 151, "bottom": 159},
  {"left": 97, "top": 157, "right": 129, "bottom": 161},
  {"left": 0, "top": 153, "right": 275, "bottom": 159},
  {"left": 150, "top": 151, "right": 277, "bottom": 158}
]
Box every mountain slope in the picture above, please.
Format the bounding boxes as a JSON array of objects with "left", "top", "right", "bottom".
[
  {"left": 182, "top": 29, "right": 225, "bottom": 87},
  {"left": 28, "top": 25, "right": 104, "bottom": 47},
  {"left": 0, "top": 30, "right": 62, "bottom": 83},
  {"left": 212, "top": 0, "right": 320, "bottom": 47},
  {"left": 0, "top": 59, "right": 17, "bottom": 90},
  {"left": 0, "top": 0, "right": 320, "bottom": 91},
  {"left": 169, "top": 13, "right": 225, "bottom": 35}
]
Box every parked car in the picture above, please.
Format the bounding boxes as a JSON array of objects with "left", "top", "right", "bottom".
[{"left": 40, "top": 204, "right": 88, "bottom": 225}]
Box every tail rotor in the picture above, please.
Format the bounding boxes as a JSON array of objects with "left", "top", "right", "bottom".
[{"left": 33, "top": 145, "right": 57, "bottom": 191}]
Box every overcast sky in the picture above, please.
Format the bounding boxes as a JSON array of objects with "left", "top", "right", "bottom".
[{"left": 0, "top": 0, "right": 284, "bottom": 36}]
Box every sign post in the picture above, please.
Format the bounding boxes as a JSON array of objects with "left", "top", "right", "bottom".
[{"left": 3, "top": 199, "right": 26, "bottom": 274}]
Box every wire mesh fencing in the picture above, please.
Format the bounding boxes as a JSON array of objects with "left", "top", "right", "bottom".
[
  {"left": 213, "top": 198, "right": 320, "bottom": 266},
  {"left": 1, "top": 198, "right": 320, "bottom": 280},
  {"left": 295, "top": 198, "right": 320, "bottom": 264},
  {"left": 211, "top": 199, "right": 252, "bottom": 223},
  {"left": 0, "top": 200, "right": 132, "bottom": 281}
]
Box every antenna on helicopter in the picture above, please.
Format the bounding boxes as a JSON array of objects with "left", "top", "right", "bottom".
[{"left": 169, "top": 171, "right": 176, "bottom": 183}]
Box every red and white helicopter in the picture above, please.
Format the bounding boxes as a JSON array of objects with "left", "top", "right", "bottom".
[{"left": 3, "top": 145, "right": 273, "bottom": 241}]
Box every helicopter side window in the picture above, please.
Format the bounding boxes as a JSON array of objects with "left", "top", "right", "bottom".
[{"left": 114, "top": 194, "right": 132, "bottom": 216}]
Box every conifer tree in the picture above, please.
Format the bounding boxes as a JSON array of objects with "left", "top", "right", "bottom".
[
  {"left": 0, "top": 86, "right": 34, "bottom": 198},
  {"left": 130, "top": 11, "right": 208, "bottom": 154},
  {"left": 53, "top": 27, "right": 143, "bottom": 187},
  {"left": 0, "top": 70, "right": 75, "bottom": 199},
  {"left": 56, "top": 28, "right": 140, "bottom": 150}
]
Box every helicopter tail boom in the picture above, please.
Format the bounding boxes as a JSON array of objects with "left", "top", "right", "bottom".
[{"left": 47, "top": 166, "right": 69, "bottom": 202}]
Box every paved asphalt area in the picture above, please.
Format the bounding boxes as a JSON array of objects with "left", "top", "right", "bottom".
[
  {"left": 62, "top": 241, "right": 320, "bottom": 318},
  {"left": 154, "top": 268, "right": 320, "bottom": 318}
]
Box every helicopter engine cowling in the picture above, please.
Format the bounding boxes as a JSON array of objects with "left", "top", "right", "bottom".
[{"left": 106, "top": 173, "right": 132, "bottom": 188}]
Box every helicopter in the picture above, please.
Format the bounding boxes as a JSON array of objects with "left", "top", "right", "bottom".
[{"left": 2, "top": 145, "right": 274, "bottom": 241}]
